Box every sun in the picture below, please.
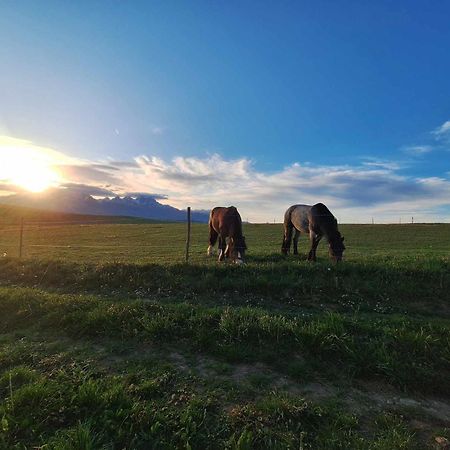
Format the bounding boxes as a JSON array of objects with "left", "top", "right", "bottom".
[
  {"left": 0, "top": 141, "right": 62, "bottom": 193},
  {"left": 8, "top": 162, "right": 59, "bottom": 192}
]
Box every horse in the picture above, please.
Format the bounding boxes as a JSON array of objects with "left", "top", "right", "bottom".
[
  {"left": 281, "top": 203, "right": 345, "bottom": 262},
  {"left": 207, "top": 206, "right": 247, "bottom": 263}
]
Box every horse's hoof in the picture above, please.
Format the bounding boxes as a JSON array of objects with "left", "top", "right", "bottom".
[{"left": 235, "top": 259, "right": 244, "bottom": 265}]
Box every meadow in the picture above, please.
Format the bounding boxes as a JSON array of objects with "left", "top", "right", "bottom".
[{"left": 0, "top": 215, "right": 449, "bottom": 449}]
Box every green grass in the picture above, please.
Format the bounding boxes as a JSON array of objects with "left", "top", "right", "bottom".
[
  {"left": 0, "top": 222, "right": 449, "bottom": 448},
  {"left": 1, "top": 221, "right": 449, "bottom": 262}
]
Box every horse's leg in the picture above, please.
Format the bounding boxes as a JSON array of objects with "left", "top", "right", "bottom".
[
  {"left": 207, "top": 224, "right": 218, "bottom": 256},
  {"left": 282, "top": 221, "right": 293, "bottom": 254},
  {"left": 226, "top": 238, "right": 237, "bottom": 261},
  {"left": 217, "top": 236, "right": 222, "bottom": 261},
  {"left": 293, "top": 229, "right": 300, "bottom": 255},
  {"left": 307, "top": 232, "right": 322, "bottom": 262},
  {"left": 218, "top": 235, "right": 226, "bottom": 261},
  {"left": 224, "top": 240, "right": 230, "bottom": 259}
]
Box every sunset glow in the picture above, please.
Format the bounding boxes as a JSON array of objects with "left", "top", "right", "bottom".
[{"left": 0, "top": 137, "right": 63, "bottom": 193}]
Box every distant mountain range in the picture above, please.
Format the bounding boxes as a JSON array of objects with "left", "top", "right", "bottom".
[{"left": 0, "top": 189, "right": 209, "bottom": 222}]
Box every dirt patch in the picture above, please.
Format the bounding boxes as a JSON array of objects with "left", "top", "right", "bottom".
[
  {"left": 46, "top": 335, "right": 450, "bottom": 429},
  {"left": 353, "top": 381, "right": 450, "bottom": 422},
  {"left": 169, "top": 352, "right": 190, "bottom": 372},
  {"left": 301, "top": 382, "right": 336, "bottom": 399},
  {"left": 231, "top": 363, "right": 269, "bottom": 382}
]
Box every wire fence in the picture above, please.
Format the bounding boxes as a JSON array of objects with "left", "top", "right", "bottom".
[
  {"left": 0, "top": 210, "right": 208, "bottom": 263},
  {"left": 1, "top": 213, "right": 449, "bottom": 264}
]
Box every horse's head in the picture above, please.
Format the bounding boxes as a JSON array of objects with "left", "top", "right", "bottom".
[
  {"left": 328, "top": 234, "right": 345, "bottom": 263},
  {"left": 231, "top": 235, "right": 247, "bottom": 263}
]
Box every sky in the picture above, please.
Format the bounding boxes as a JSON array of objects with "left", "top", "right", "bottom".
[{"left": 0, "top": 1, "right": 450, "bottom": 222}]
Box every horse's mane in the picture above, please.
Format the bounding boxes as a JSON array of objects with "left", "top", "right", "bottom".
[{"left": 311, "top": 203, "right": 341, "bottom": 240}]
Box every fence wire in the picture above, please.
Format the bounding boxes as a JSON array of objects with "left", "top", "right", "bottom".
[
  {"left": 0, "top": 220, "right": 204, "bottom": 262},
  {"left": 1, "top": 220, "right": 449, "bottom": 263}
]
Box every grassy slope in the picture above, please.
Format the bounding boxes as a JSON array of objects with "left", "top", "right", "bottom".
[
  {"left": 0, "top": 203, "right": 160, "bottom": 226},
  {"left": 0, "top": 223, "right": 449, "bottom": 449}
]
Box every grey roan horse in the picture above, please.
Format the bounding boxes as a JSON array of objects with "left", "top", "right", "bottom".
[
  {"left": 281, "top": 203, "right": 345, "bottom": 262},
  {"left": 207, "top": 206, "right": 247, "bottom": 263}
]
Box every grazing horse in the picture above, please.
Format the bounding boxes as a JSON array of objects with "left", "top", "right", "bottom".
[
  {"left": 281, "top": 203, "right": 345, "bottom": 262},
  {"left": 207, "top": 206, "right": 246, "bottom": 263}
]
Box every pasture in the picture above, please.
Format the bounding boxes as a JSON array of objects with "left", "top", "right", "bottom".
[{"left": 0, "top": 220, "right": 449, "bottom": 449}]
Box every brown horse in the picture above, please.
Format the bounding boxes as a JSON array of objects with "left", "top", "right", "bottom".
[
  {"left": 207, "top": 206, "right": 246, "bottom": 263},
  {"left": 281, "top": 203, "right": 345, "bottom": 262}
]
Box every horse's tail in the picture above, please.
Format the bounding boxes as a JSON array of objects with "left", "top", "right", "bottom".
[
  {"left": 281, "top": 205, "right": 297, "bottom": 254},
  {"left": 208, "top": 226, "right": 218, "bottom": 247},
  {"left": 208, "top": 210, "right": 219, "bottom": 247},
  {"left": 284, "top": 205, "right": 298, "bottom": 226}
]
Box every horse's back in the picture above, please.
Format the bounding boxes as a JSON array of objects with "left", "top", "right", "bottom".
[
  {"left": 286, "top": 204, "right": 312, "bottom": 233},
  {"left": 209, "top": 206, "right": 242, "bottom": 232},
  {"left": 209, "top": 207, "right": 224, "bottom": 230},
  {"left": 209, "top": 206, "right": 229, "bottom": 223},
  {"left": 286, "top": 203, "right": 337, "bottom": 234},
  {"left": 210, "top": 206, "right": 225, "bottom": 217}
]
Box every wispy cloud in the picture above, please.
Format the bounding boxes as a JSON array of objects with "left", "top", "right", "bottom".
[
  {"left": 125, "top": 192, "right": 168, "bottom": 200},
  {"left": 53, "top": 164, "right": 121, "bottom": 186},
  {"left": 362, "top": 158, "right": 403, "bottom": 170},
  {"left": 402, "top": 145, "right": 433, "bottom": 155},
  {"left": 0, "top": 182, "right": 26, "bottom": 193},
  {"left": 151, "top": 126, "right": 166, "bottom": 136},
  {"left": 59, "top": 183, "right": 116, "bottom": 197},
  {"left": 108, "top": 160, "right": 140, "bottom": 169},
  {"left": 432, "top": 120, "right": 450, "bottom": 140},
  {"left": 401, "top": 118, "right": 450, "bottom": 157}
]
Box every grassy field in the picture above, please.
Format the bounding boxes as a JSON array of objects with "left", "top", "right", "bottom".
[
  {"left": 0, "top": 220, "right": 449, "bottom": 449},
  {"left": 1, "top": 220, "right": 449, "bottom": 262}
]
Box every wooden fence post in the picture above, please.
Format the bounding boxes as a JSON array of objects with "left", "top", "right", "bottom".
[
  {"left": 185, "top": 207, "right": 191, "bottom": 262},
  {"left": 19, "top": 217, "right": 24, "bottom": 258}
]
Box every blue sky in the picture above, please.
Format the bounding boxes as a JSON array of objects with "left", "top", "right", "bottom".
[{"left": 1, "top": 1, "right": 449, "bottom": 221}]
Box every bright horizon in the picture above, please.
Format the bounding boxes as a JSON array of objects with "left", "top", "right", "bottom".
[{"left": 1, "top": 2, "right": 450, "bottom": 223}]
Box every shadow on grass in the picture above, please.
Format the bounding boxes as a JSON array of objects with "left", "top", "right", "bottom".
[
  {"left": 245, "top": 253, "right": 309, "bottom": 263},
  {"left": 0, "top": 256, "right": 448, "bottom": 316}
]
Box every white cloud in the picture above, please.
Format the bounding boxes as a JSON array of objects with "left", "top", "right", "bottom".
[
  {"left": 1, "top": 135, "right": 450, "bottom": 222},
  {"left": 0, "top": 135, "right": 75, "bottom": 165},
  {"left": 433, "top": 120, "right": 450, "bottom": 137},
  {"left": 121, "top": 153, "right": 450, "bottom": 222}
]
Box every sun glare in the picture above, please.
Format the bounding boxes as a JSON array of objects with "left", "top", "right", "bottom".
[{"left": 0, "top": 142, "right": 61, "bottom": 193}]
